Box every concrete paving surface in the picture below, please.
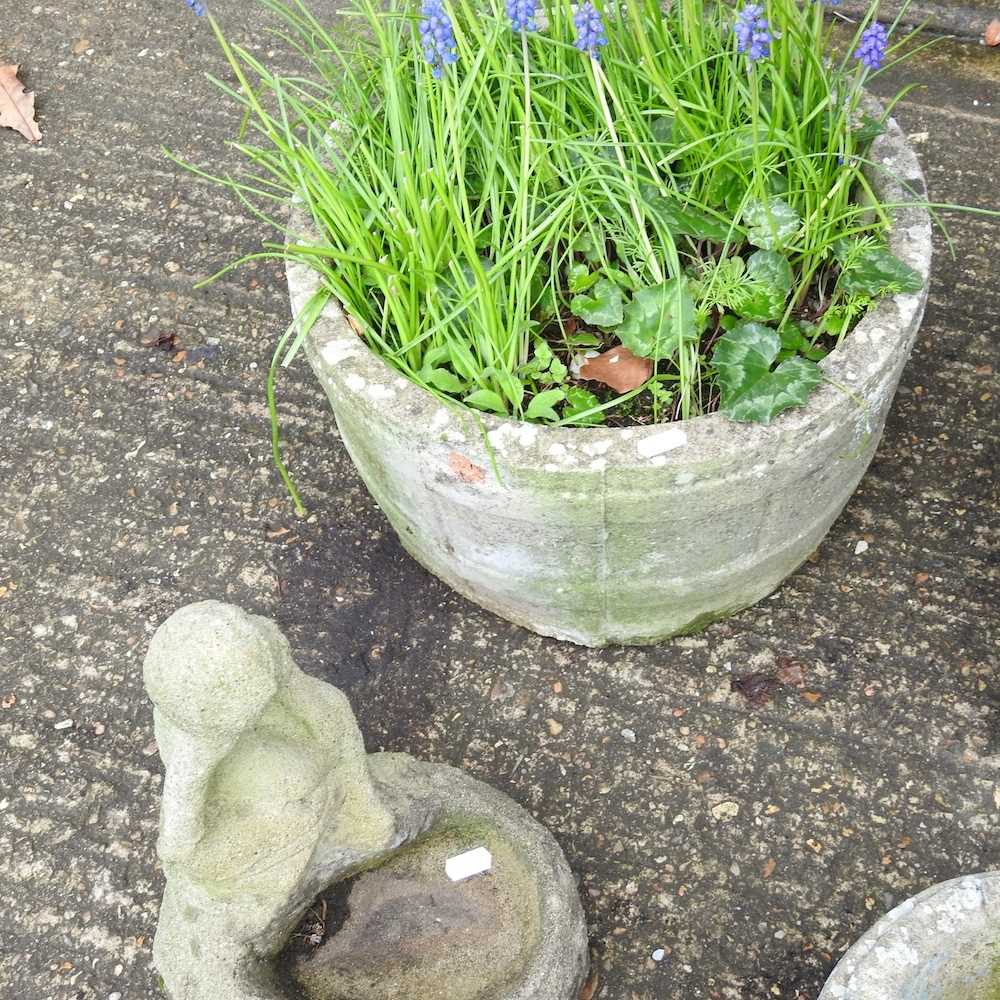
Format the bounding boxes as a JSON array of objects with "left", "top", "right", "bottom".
[{"left": 1, "top": 2, "right": 998, "bottom": 999}]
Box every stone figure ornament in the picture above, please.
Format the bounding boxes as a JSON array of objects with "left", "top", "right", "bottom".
[{"left": 144, "top": 601, "right": 588, "bottom": 1000}]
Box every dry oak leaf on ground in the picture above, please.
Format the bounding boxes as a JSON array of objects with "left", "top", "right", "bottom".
[
  {"left": 579, "top": 345, "right": 653, "bottom": 392},
  {"left": 0, "top": 65, "right": 42, "bottom": 142}
]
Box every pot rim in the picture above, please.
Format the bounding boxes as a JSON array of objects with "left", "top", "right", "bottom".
[{"left": 292, "top": 109, "right": 931, "bottom": 471}]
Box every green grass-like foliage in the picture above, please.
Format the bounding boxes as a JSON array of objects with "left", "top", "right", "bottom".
[{"left": 195, "top": 0, "right": 926, "bottom": 438}]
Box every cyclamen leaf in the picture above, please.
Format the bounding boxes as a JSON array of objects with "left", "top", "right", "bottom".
[
  {"left": 0, "top": 64, "right": 42, "bottom": 142},
  {"left": 568, "top": 263, "right": 599, "bottom": 293},
  {"left": 739, "top": 250, "right": 793, "bottom": 322},
  {"left": 837, "top": 245, "right": 923, "bottom": 297},
  {"left": 616, "top": 278, "right": 699, "bottom": 359},
  {"left": 779, "top": 321, "right": 827, "bottom": 362},
  {"left": 714, "top": 322, "right": 822, "bottom": 423},
  {"left": 650, "top": 115, "right": 675, "bottom": 145},
  {"left": 640, "top": 185, "right": 732, "bottom": 241},
  {"left": 744, "top": 197, "right": 800, "bottom": 250},
  {"left": 571, "top": 277, "right": 624, "bottom": 328},
  {"left": 525, "top": 388, "right": 566, "bottom": 422}
]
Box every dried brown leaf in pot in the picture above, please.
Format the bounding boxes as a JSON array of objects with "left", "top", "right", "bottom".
[{"left": 578, "top": 346, "right": 653, "bottom": 392}]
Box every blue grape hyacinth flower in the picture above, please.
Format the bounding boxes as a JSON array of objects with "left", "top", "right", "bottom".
[
  {"left": 184, "top": 0, "right": 206, "bottom": 14},
  {"left": 574, "top": 2, "right": 608, "bottom": 59},
  {"left": 734, "top": 4, "right": 772, "bottom": 65},
  {"left": 854, "top": 22, "right": 888, "bottom": 70},
  {"left": 507, "top": 0, "right": 537, "bottom": 32},
  {"left": 419, "top": 0, "right": 459, "bottom": 78}
]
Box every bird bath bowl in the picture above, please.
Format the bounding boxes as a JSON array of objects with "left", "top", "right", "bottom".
[{"left": 820, "top": 873, "right": 1000, "bottom": 1000}]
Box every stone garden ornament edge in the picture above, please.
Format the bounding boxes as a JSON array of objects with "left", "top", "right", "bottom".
[
  {"left": 818, "top": 871, "right": 1000, "bottom": 999},
  {"left": 146, "top": 601, "right": 589, "bottom": 1000},
  {"left": 291, "top": 112, "right": 932, "bottom": 646}
]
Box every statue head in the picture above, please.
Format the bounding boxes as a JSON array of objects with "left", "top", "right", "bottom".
[{"left": 144, "top": 601, "right": 295, "bottom": 740}]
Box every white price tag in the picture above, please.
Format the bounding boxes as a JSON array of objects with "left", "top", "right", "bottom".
[{"left": 445, "top": 846, "right": 493, "bottom": 882}]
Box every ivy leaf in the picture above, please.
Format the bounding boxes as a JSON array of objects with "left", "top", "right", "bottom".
[
  {"left": 571, "top": 277, "right": 625, "bottom": 327},
  {"left": 463, "top": 388, "right": 507, "bottom": 415},
  {"left": 616, "top": 278, "right": 700, "bottom": 359},
  {"left": 562, "top": 386, "right": 605, "bottom": 425},
  {"left": 744, "top": 197, "right": 800, "bottom": 250},
  {"left": 713, "top": 321, "right": 822, "bottom": 423},
  {"left": 525, "top": 388, "right": 566, "bottom": 422},
  {"left": 739, "top": 250, "right": 793, "bottom": 322},
  {"left": 835, "top": 243, "right": 923, "bottom": 297},
  {"left": 640, "top": 185, "right": 733, "bottom": 241}
]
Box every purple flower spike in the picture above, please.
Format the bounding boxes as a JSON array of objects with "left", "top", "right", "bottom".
[
  {"left": 574, "top": 2, "right": 608, "bottom": 59},
  {"left": 734, "top": 4, "right": 772, "bottom": 65},
  {"left": 184, "top": 0, "right": 206, "bottom": 14},
  {"left": 419, "top": 0, "right": 459, "bottom": 78},
  {"left": 507, "top": 0, "right": 537, "bottom": 32},
  {"left": 854, "top": 22, "right": 888, "bottom": 71}
]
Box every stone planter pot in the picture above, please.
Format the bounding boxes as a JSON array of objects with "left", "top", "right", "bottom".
[
  {"left": 819, "top": 872, "right": 1000, "bottom": 999},
  {"left": 289, "top": 116, "right": 931, "bottom": 646}
]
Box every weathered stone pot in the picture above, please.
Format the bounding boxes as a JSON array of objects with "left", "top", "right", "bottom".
[
  {"left": 819, "top": 872, "right": 1000, "bottom": 999},
  {"left": 289, "top": 116, "right": 931, "bottom": 646}
]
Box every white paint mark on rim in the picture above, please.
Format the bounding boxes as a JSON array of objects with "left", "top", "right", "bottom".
[
  {"left": 367, "top": 383, "right": 397, "bottom": 401},
  {"left": 322, "top": 339, "right": 361, "bottom": 365},
  {"left": 636, "top": 427, "right": 687, "bottom": 458}
]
